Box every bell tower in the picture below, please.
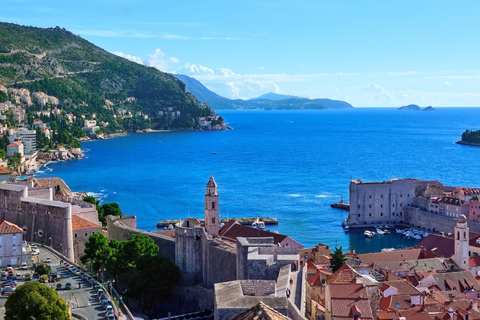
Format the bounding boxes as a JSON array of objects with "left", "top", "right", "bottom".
[
  {"left": 205, "top": 174, "right": 219, "bottom": 236},
  {"left": 453, "top": 214, "right": 469, "bottom": 270}
]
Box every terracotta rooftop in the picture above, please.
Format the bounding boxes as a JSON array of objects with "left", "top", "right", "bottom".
[
  {"left": 418, "top": 234, "right": 454, "bottom": 258},
  {"left": 152, "top": 230, "right": 176, "bottom": 238},
  {"left": 72, "top": 215, "right": 101, "bottom": 231},
  {"left": 219, "top": 220, "right": 302, "bottom": 247},
  {"left": 0, "top": 220, "right": 22, "bottom": 234},
  {"left": 230, "top": 301, "right": 290, "bottom": 320},
  {"left": 328, "top": 264, "right": 356, "bottom": 284},
  {"left": 0, "top": 166, "right": 10, "bottom": 175},
  {"left": 380, "top": 294, "right": 412, "bottom": 310},
  {"left": 356, "top": 248, "right": 423, "bottom": 265},
  {"left": 376, "top": 258, "right": 447, "bottom": 274},
  {"left": 7, "top": 141, "right": 22, "bottom": 147},
  {"left": 381, "top": 280, "right": 422, "bottom": 296}
]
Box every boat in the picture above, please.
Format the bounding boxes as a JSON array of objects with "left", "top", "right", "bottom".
[
  {"left": 342, "top": 219, "right": 348, "bottom": 228},
  {"left": 384, "top": 229, "right": 390, "bottom": 235},
  {"left": 252, "top": 220, "right": 258, "bottom": 227},
  {"left": 396, "top": 228, "right": 403, "bottom": 233},
  {"left": 376, "top": 228, "right": 385, "bottom": 235},
  {"left": 168, "top": 224, "right": 174, "bottom": 230},
  {"left": 344, "top": 226, "right": 350, "bottom": 233},
  {"left": 258, "top": 221, "right": 265, "bottom": 229},
  {"left": 364, "top": 230, "right": 373, "bottom": 238}
]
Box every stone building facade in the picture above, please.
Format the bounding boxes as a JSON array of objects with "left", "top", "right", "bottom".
[
  {"left": 348, "top": 178, "right": 448, "bottom": 227},
  {"left": 0, "top": 181, "right": 101, "bottom": 261}
]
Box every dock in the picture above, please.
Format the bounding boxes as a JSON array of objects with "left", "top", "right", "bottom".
[
  {"left": 157, "top": 217, "right": 278, "bottom": 228},
  {"left": 330, "top": 202, "right": 350, "bottom": 210}
]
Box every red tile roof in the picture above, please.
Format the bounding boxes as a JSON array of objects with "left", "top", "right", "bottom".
[
  {"left": 0, "top": 166, "right": 10, "bottom": 175},
  {"left": 219, "top": 220, "right": 298, "bottom": 245},
  {"left": 418, "top": 234, "right": 454, "bottom": 258},
  {"left": 0, "top": 220, "right": 22, "bottom": 234},
  {"left": 381, "top": 280, "right": 421, "bottom": 296},
  {"left": 356, "top": 248, "right": 423, "bottom": 265},
  {"left": 7, "top": 142, "right": 22, "bottom": 147},
  {"left": 470, "top": 256, "right": 480, "bottom": 267},
  {"left": 328, "top": 264, "right": 356, "bottom": 284},
  {"left": 72, "top": 215, "right": 101, "bottom": 231}
]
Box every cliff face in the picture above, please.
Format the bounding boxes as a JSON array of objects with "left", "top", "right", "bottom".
[{"left": 36, "top": 148, "right": 84, "bottom": 163}]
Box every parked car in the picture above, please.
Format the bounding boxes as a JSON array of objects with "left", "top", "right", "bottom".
[
  {"left": 31, "top": 249, "right": 39, "bottom": 255},
  {"left": 21, "top": 262, "right": 27, "bottom": 270},
  {"left": 1, "top": 275, "right": 6, "bottom": 281},
  {"left": 45, "top": 257, "right": 51, "bottom": 264},
  {"left": 56, "top": 283, "right": 62, "bottom": 290},
  {"left": 15, "top": 274, "right": 22, "bottom": 281},
  {"left": 65, "top": 282, "right": 72, "bottom": 290},
  {"left": 24, "top": 274, "right": 32, "bottom": 281},
  {"left": 98, "top": 293, "right": 108, "bottom": 301},
  {"left": 2, "top": 286, "right": 14, "bottom": 293},
  {"left": 105, "top": 310, "right": 115, "bottom": 319},
  {"left": 101, "top": 300, "right": 110, "bottom": 309}
]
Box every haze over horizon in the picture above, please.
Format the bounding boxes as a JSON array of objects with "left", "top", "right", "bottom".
[{"left": 2, "top": 0, "right": 479, "bottom": 107}]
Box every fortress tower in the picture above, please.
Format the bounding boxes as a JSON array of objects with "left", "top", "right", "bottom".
[
  {"left": 453, "top": 214, "right": 469, "bottom": 270},
  {"left": 205, "top": 174, "right": 219, "bottom": 237}
]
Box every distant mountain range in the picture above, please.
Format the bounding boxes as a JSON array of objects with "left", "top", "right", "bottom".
[{"left": 172, "top": 74, "right": 354, "bottom": 110}]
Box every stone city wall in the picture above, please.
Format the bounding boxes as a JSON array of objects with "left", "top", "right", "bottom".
[
  {"left": 107, "top": 215, "right": 175, "bottom": 264},
  {"left": 203, "top": 239, "right": 237, "bottom": 289}
]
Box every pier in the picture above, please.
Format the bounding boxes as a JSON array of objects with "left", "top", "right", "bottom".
[
  {"left": 330, "top": 194, "right": 350, "bottom": 211},
  {"left": 157, "top": 217, "right": 278, "bottom": 228}
]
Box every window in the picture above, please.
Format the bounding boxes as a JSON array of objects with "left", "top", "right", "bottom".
[
  {"left": 369, "top": 195, "right": 372, "bottom": 199},
  {"left": 212, "top": 202, "right": 215, "bottom": 210},
  {"left": 85, "top": 233, "right": 87, "bottom": 237},
  {"left": 369, "top": 205, "right": 372, "bottom": 208},
  {"left": 358, "top": 214, "right": 360, "bottom": 217},
  {"left": 358, "top": 205, "right": 360, "bottom": 209},
  {"left": 369, "top": 213, "right": 372, "bottom": 217},
  {"left": 380, "top": 212, "right": 383, "bottom": 216},
  {"left": 392, "top": 212, "right": 395, "bottom": 216},
  {"left": 400, "top": 203, "right": 403, "bottom": 207},
  {"left": 75, "top": 233, "right": 77, "bottom": 238},
  {"left": 464, "top": 232, "right": 467, "bottom": 239},
  {"left": 381, "top": 195, "right": 383, "bottom": 198},
  {"left": 457, "top": 232, "right": 460, "bottom": 240},
  {"left": 381, "top": 204, "right": 383, "bottom": 208},
  {"left": 400, "top": 194, "right": 403, "bottom": 198},
  {"left": 212, "top": 217, "right": 215, "bottom": 223},
  {"left": 392, "top": 203, "right": 395, "bottom": 207},
  {"left": 400, "top": 212, "right": 402, "bottom": 216}
]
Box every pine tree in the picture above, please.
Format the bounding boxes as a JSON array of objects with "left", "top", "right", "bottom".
[{"left": 330, "top": 246, "right": 346, "bottom": 273}]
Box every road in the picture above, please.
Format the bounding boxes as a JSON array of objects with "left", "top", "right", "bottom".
[{"left": 0, "top": 247, "right": 110, "bottom": 320}]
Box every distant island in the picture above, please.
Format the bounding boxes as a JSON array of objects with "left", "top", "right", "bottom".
[
  {"left": 457, "top": 129, "right": 480, "bottom": 146},
  {"left": 172, "top": 74, "right": 354, "bottom": 110},
  {"left": 398, "top": 104, "right": 435, "bottom": 111}
]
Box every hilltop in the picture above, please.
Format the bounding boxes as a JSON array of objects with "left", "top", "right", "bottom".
[
  {"left": 172, "top": 74, "right": 354, "bottom": 110},
  {"left": 0, "top": 22, "right": 226, "bottom": 133}
]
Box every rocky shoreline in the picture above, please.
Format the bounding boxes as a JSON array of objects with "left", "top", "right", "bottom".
[{"left": 456, "top": 140, "right": 480, "bottom": 147}]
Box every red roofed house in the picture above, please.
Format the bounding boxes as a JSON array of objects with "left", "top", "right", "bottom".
[
  {"left": 7, "top": 141, "right": 23, "bottom": 157},
  {"left": 325, "top": 283, "right": 374, "bottom": 320},
  {"left": 72, "top": 215, "right": 102, "bottom": 263},
  {"left": 0, "top": 220, "right": 29, "bottom": 267},
  {"left": 0, "top": 166, "right": 10, "bottom": 183},
  {"left": 218, "top": 220, "right": 303, "bottom": 249}
]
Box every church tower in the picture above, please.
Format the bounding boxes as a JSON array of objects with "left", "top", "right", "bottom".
[
  {"left": 205, "top": 174, "right": 219, "bottom": 237},
  {"left": 453, "top": 214, "right": 469, "bottom": 270}
]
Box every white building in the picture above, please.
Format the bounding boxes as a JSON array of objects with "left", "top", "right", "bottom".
[
  {"left": 0, "top": 220, "right": 28, "bottom": 267},
  {"left": 7, "top": 141, "right": 24, "bottom": 157},
  {"left": 9, "top": 129, "right": 36, "bottom": 155}
]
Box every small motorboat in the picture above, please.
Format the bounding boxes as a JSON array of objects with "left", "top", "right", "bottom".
[
  {"left": 364, "top": 230, "right": 373, "bottom": 238},
  {"left": 344, "top": 226, "right": 350, "bottom": 233},
  {"left": 258, "top": 221, "right": 265, "bottom": 229},
  {"left": 376, "top": 228, "right": 385, "bottom": 235}
]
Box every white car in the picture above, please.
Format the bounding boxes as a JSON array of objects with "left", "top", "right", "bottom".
[
  {"left": 21, "top": 262, "right": 27, "bottom": 270},
  {"left": 45, "top": 257, "right": 51, "bottom": 263},
  {"left": 31, "top": 249, "right": 39, "bottom": 255}
]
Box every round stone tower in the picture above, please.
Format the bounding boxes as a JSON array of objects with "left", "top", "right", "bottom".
[
  {"left": 453, "top": 214, "right": 469, "bottom": 270},
  {"left": 205, "top": 174, "right": 219, "bottom": 237}
]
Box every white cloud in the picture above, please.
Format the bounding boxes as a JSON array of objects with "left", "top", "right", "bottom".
[
  {"left": 112, "top": 52, "right": 143, "bottom": 64},
  {"left": 144, "top": 49, "right": 180, "bottom": 72}
]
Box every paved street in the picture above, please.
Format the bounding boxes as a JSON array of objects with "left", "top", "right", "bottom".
[{"left": 0, "top": 246, "right": 113, "bottom": 320}]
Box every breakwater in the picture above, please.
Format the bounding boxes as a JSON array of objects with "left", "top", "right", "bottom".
[{"left": 157, "top": 217, "right": 278, "bottom": 228}]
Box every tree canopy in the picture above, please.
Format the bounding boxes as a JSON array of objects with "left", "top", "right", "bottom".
[
  {"left": 330, "top": 246, "right": 346, "bottom": 273},
  {"left": 35, "top": 263, "right": 51, "bottom": 275},
  {"left": 5, "top": 281, "right": 69, "bottom": 320}
]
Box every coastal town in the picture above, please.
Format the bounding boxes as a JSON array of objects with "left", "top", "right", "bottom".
[
  {"left": 1, "top": 172, "right": 480, "bottom": 320},
  {"left": 0, "top": 84, "right": 226, "bottom": 177}
]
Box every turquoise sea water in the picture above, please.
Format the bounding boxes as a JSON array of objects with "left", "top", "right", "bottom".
[{"left": 34, "top": 108, "right": 480, "bottom": 253}]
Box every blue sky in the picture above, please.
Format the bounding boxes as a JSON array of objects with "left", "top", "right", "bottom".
[{"left": 1, "top": 0, "right": 480, "bottom": 107}]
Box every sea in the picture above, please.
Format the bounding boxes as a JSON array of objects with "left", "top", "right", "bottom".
[{"left": 33, "top": 108, "right": 480, "bottom": 253}]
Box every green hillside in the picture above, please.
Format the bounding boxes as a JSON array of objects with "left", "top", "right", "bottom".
[{"left": 0, "top": 23, "right": 221, "bottom": 132}]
